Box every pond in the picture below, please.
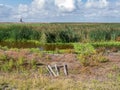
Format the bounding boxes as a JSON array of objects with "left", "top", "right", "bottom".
[{"left": 0, "top": 41, "right": 74, "bottom": 51}]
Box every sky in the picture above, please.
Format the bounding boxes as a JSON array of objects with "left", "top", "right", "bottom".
[{"left": 0, "top": 0, "right": 120, "bottom": 22}]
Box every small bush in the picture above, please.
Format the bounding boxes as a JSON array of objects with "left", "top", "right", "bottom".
[
  {"left": 75, "top": 43, "right": 109, "bottom": 66},
  {"left": 74, "top": 43, "right": 96, "bottom": 54}
]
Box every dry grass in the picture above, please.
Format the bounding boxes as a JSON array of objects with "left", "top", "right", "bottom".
[
  {"left": 0, "top": 45, "right": 120, "bottom": 90},
  {"left": 0, "top": 72, "right": 120, "bottom": 90}
]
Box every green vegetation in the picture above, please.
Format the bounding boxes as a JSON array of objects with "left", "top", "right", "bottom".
[
  {"left": 0, "top": 54, "right": 37, "bottom": 72},
  {"left": 74, "top": 43, "right": 108, "bottom": 66},
  {"left": 74, "top": 43, "right": 95, "bottom": 54},
  {"left": 0, "top": 23, "right": 120, "bottom": 43},
  {"left": 0, "top": 23, "right": 120, "bottom": 90},
  {"left": 92, "top": 41, "right": 120, "bottom": 48},
  {"left": 0, "top": 24, "right": 79, "bottom": 43}
]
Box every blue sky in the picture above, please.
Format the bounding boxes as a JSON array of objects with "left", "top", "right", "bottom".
[{"left": 0, "top": 0, "right": 120, "bottom": 22}]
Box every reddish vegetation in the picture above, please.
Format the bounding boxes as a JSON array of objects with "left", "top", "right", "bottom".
[{"left": 0, "top": 49, "right": 120, "bottom": 81}]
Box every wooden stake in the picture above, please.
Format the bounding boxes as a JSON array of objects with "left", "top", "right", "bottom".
[
  {"left": 46, "top": 66, "right": 52, "bottom": 76},
  {"left": 55, "top": 64, "right": 59, "bottom": 76},
  {"left": 47, "top": 65, "right": 57, "bottom": 77},
  {"left": 63, "top": 64, "right": 68, "bottom": 76}
]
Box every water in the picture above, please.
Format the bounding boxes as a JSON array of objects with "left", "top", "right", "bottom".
[{"left": 0, "top": 41, "right": 74, "bottom": 51}]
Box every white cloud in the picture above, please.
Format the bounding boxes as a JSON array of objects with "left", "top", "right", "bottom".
[
  {"left": 18, "top": 4, "right": 28, "bottom": 13},
  {"left": 85, "top": 0, "right": 109, "bottom": 8},
  {"left": 31, "top": 0, "right": 45, "bottom": 11},
  {"left": 15, "top": 0, "right": 46, "bottom": 19},
  {"left": 116, "top": 0, "right": 120, "bottom": 6},
  {"left": 0, "top": 4, "right": 13, "bottom": 18},
  {"left": 55, "top": 0, "right": 76, "bottom": 12},
  {"left": 16, "top": 4, "right": 29, "bottom": 18},
  {"left": 1, "top": 0, "right": 120, "bottom": 22}
]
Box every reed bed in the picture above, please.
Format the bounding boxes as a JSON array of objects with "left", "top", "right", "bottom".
[{"left": 0, "top": 23, "right": 120, "bottom": 43}]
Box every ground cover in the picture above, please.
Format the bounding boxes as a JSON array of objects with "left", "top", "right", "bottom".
[
  {"left": 0, "top": 42, "right": 120, "bottom": 89},
  {"left": 0, "top": 23, "right": 120, "bottom": 89}
]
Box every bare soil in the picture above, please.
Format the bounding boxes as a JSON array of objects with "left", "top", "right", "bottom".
[{"left": 0, "top": 49, "right": 120, "bottom": 81}]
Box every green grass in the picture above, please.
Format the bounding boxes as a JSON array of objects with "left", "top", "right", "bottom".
[
  {"left": 91, "top": 41, "right": 120, "bottom": 48},
  {"left": 0, "top": 23, "right": 120, "bottom": 43}
]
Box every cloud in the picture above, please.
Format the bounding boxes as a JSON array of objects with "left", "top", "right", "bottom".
[
  {"left": 116, "top": 0, "right": 120, "bottom": 6},
  {"left": 31, "top": 0, "right": 45, "bottom": 11},
  {"left": 1, "top": 0, "right": 120, "bottom": 22},
  {"left": 55, "top": 0, "right": 76, "bottom": 12},
  {"left": 15, "top": 4, "right": 29, "bottom": 18},
  {"left": 14, "top": 0, "right": 46, "bottom": 19},
  {"left": 85, "top": 0, "right": 109, "bottom": 8},
  {"left": 0, "top": 4, "right": 13, "bottom": 18},
  {"left": 83, "top": 0, "right": 110, "bottom": 19},
  {"left": 18, "top": 4, "right": 28, "bottom": 13},
  {"left": 16, "top": 0, "right": 77, "bottom": 19},
  {"left": 83, "top": 0, "right": 120, "bottom": 19}
]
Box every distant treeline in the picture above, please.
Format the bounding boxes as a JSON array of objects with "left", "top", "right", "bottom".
[{"left": 0, "top": 23, "right": 120, "bottom": 43}]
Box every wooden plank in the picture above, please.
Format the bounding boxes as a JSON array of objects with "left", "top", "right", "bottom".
[
  {"left": 51, "top": 65, "right": 63, "bottom": 68},
  {"left": 46, "top": 66, "right": 53, "bottom": 76},
  {"left": 63, "top": 64, "right": 68, "bottom": 76},
  {"left": 55, "top": 64, "right": 59, "bottom": 76},
  {"left": 47, "top": 65, "right": 57, "bottom": 77}
]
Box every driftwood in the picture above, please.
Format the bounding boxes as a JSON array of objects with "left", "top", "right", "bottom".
[{"left": 47, "top": 63, "right": 68, "bottom": 77}]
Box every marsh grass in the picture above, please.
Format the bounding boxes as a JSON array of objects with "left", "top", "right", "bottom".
[{"left": 0, "top": 23, "right": 120, "bottom": 43}]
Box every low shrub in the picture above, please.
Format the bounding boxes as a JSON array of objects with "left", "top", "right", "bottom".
[
  {"left": 74, "top": 43, "right": 109, "bottom": 66},
  {"left": 0, "top": 54, "right": 38, "bottom": 72}
]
